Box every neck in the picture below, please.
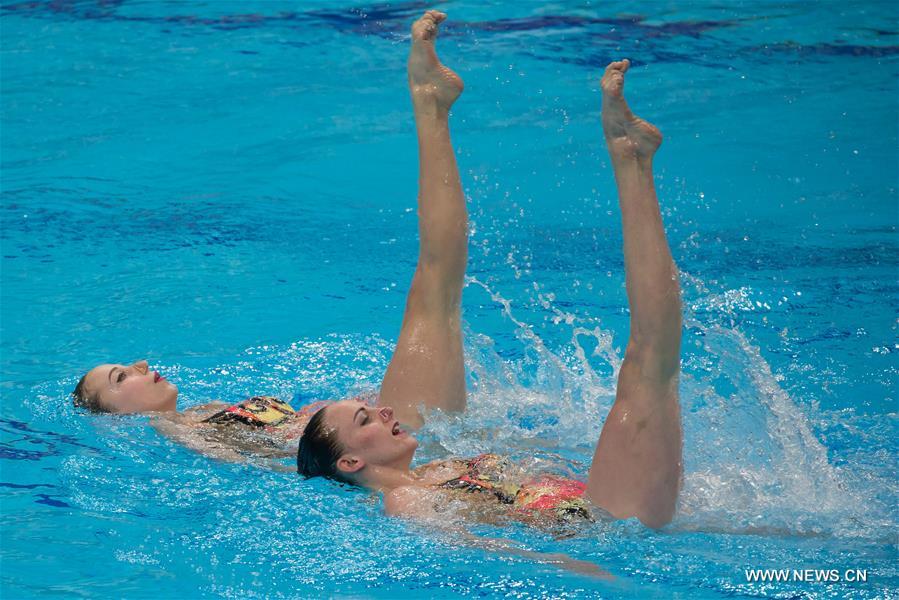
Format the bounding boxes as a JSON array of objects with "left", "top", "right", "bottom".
[{"left": 357, "top": 464, "right": 419, "bottom": 493}]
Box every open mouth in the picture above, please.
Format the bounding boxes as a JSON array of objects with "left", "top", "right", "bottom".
[
  {"left": 391, "top": 421, "right": 404, "bottom": 436},
  {"left": 154, "top": 371, "right": 164, "bottom": 383}
]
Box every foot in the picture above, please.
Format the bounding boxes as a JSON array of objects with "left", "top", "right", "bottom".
[
  {"left": 408, "top": 10, "right": 464, "bottom": 111},
  {"left": 601, "top": 60, "right": 662, "bottom": 163}
]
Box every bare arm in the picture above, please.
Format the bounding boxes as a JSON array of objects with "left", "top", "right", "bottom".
[
  {"left": 150, "top": 415, "right": 247, "bottom": 464},
  {"left": 384, "top": 486, "right": 612, "bottom": 579},
  {"left": 466, "top": 535, "right": 612, "bottom": 580}
]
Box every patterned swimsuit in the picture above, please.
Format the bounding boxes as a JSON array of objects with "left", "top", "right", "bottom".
[
  {"left": 202, "top": 396, "right": 328, "bottom": 439},
  {"left": 440, "top": 453, "right": 592, "bottom": 521}
]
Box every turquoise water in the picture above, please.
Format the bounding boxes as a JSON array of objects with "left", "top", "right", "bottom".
[{"left": 1, "top": 0, "right": 897, "bottom": 597}]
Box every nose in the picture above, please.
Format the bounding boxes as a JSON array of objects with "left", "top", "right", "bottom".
[
  {"left": 133, "top": 360, "right": 149, "bottom": 374},
  {"left": 378, "top": 406, "right": 393, "bottom": 421}
]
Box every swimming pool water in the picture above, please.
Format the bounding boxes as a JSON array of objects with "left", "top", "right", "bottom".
[{"left": 1, "top": 1, "right": 897, "bottom": 597}]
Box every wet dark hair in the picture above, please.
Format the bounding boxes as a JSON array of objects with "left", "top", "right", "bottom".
[
  {"left": 297, "top": 407, "right": 351, "bottom": 483},
  {"left": 72, "top": 374, "right": 107, "bottom": 413}
]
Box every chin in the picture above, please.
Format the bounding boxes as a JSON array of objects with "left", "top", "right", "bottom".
[
  {"left": 162, "top": 391, "right": 179, "bottom": 412},
  {"left": 401, "top": 437, "right": 419, "bottom": 460}
]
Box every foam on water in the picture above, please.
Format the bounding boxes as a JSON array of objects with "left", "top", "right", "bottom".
[
  {"left": 24, "top": 260, "right": 892, "bottom": 543},
  {"left": 8, "top": 262, "right": 896, "bottom": 597},
  {"left": 427, "top": 273, "right": 893, "bottom": 543}
]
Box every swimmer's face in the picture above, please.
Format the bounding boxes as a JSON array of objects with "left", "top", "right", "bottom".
[
  {"left": 82, "top": 360, "right": 178, "bottom": 414},
  {"left": 325, "top": 398, "right": 417, "bottom": 478}
]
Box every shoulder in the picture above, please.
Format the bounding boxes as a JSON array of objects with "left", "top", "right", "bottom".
[
  {"left": 178, "top": 402, "right": 229, "bottom": 423},
  {"left": 383, "top": 485, "right": 439, "bottom": 518},
  {"left": 185, "top": 401, "right": 229, "bottom": 413}
]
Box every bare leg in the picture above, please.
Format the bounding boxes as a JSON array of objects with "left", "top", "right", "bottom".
[
  {"left": 379, "top": 11, "right": 467, "bottom": 429},
  {"left": 585, "top": 60, "right": 683, "bottom": 529}
]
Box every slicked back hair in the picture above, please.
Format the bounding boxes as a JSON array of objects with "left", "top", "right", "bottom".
[
  {"left": 72, "top": 374, "right": 107, "bottom": 413},
  {"left": 297, "top": 407, "right": 352, "bottom": 483}
]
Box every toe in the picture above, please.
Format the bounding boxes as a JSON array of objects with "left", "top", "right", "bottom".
[
  {"left": 412, "top": 12, "right": 441, "bottom": 40},
  {"left": 423, "top": 10, "right": 445, "bottom": 24},
  {"left": 605, "top": 59, "right": 630, "bottom": 74}
]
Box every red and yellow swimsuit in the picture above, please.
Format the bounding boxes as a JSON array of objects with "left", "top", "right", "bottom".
[
  {"left": 440, "top": 453, "right": 592, "bottom": 521},
  {"left": 202, "top": 396, "right": 328, "bottom": 440}
]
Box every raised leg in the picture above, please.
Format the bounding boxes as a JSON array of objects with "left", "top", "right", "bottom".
[
  {"left": 379, "top": 10, "right": 468, "bottom": 429},
  {"left": 585, "top": 60, "right": 683, "bottom": 529}
]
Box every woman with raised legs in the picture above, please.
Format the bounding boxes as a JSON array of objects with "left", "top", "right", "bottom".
[{"left": 298, "top": 11, "right": 683, "bottom": 530}]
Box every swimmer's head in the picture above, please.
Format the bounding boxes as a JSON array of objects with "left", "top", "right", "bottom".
[
  {"left": 297, "top": 398, "right": 417, "bottom": 484},
  {"left": 72, "top": 360, "right": 178, "bottom": 414}
]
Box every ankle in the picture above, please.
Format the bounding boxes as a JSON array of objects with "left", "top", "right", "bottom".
[
  {"left": 411, "top": 93, "right": 450, "bottom": 120},
  {"left": 610, "top": 150, "right": 653, "bottom": 173}
]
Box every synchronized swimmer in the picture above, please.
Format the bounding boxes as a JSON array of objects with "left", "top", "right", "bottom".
[
  {"left": 73, "top": 10, "right": 683, "bottom": 529},
  {"left": 296, "top": 10, "right": 682, "bottom": 529}
]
